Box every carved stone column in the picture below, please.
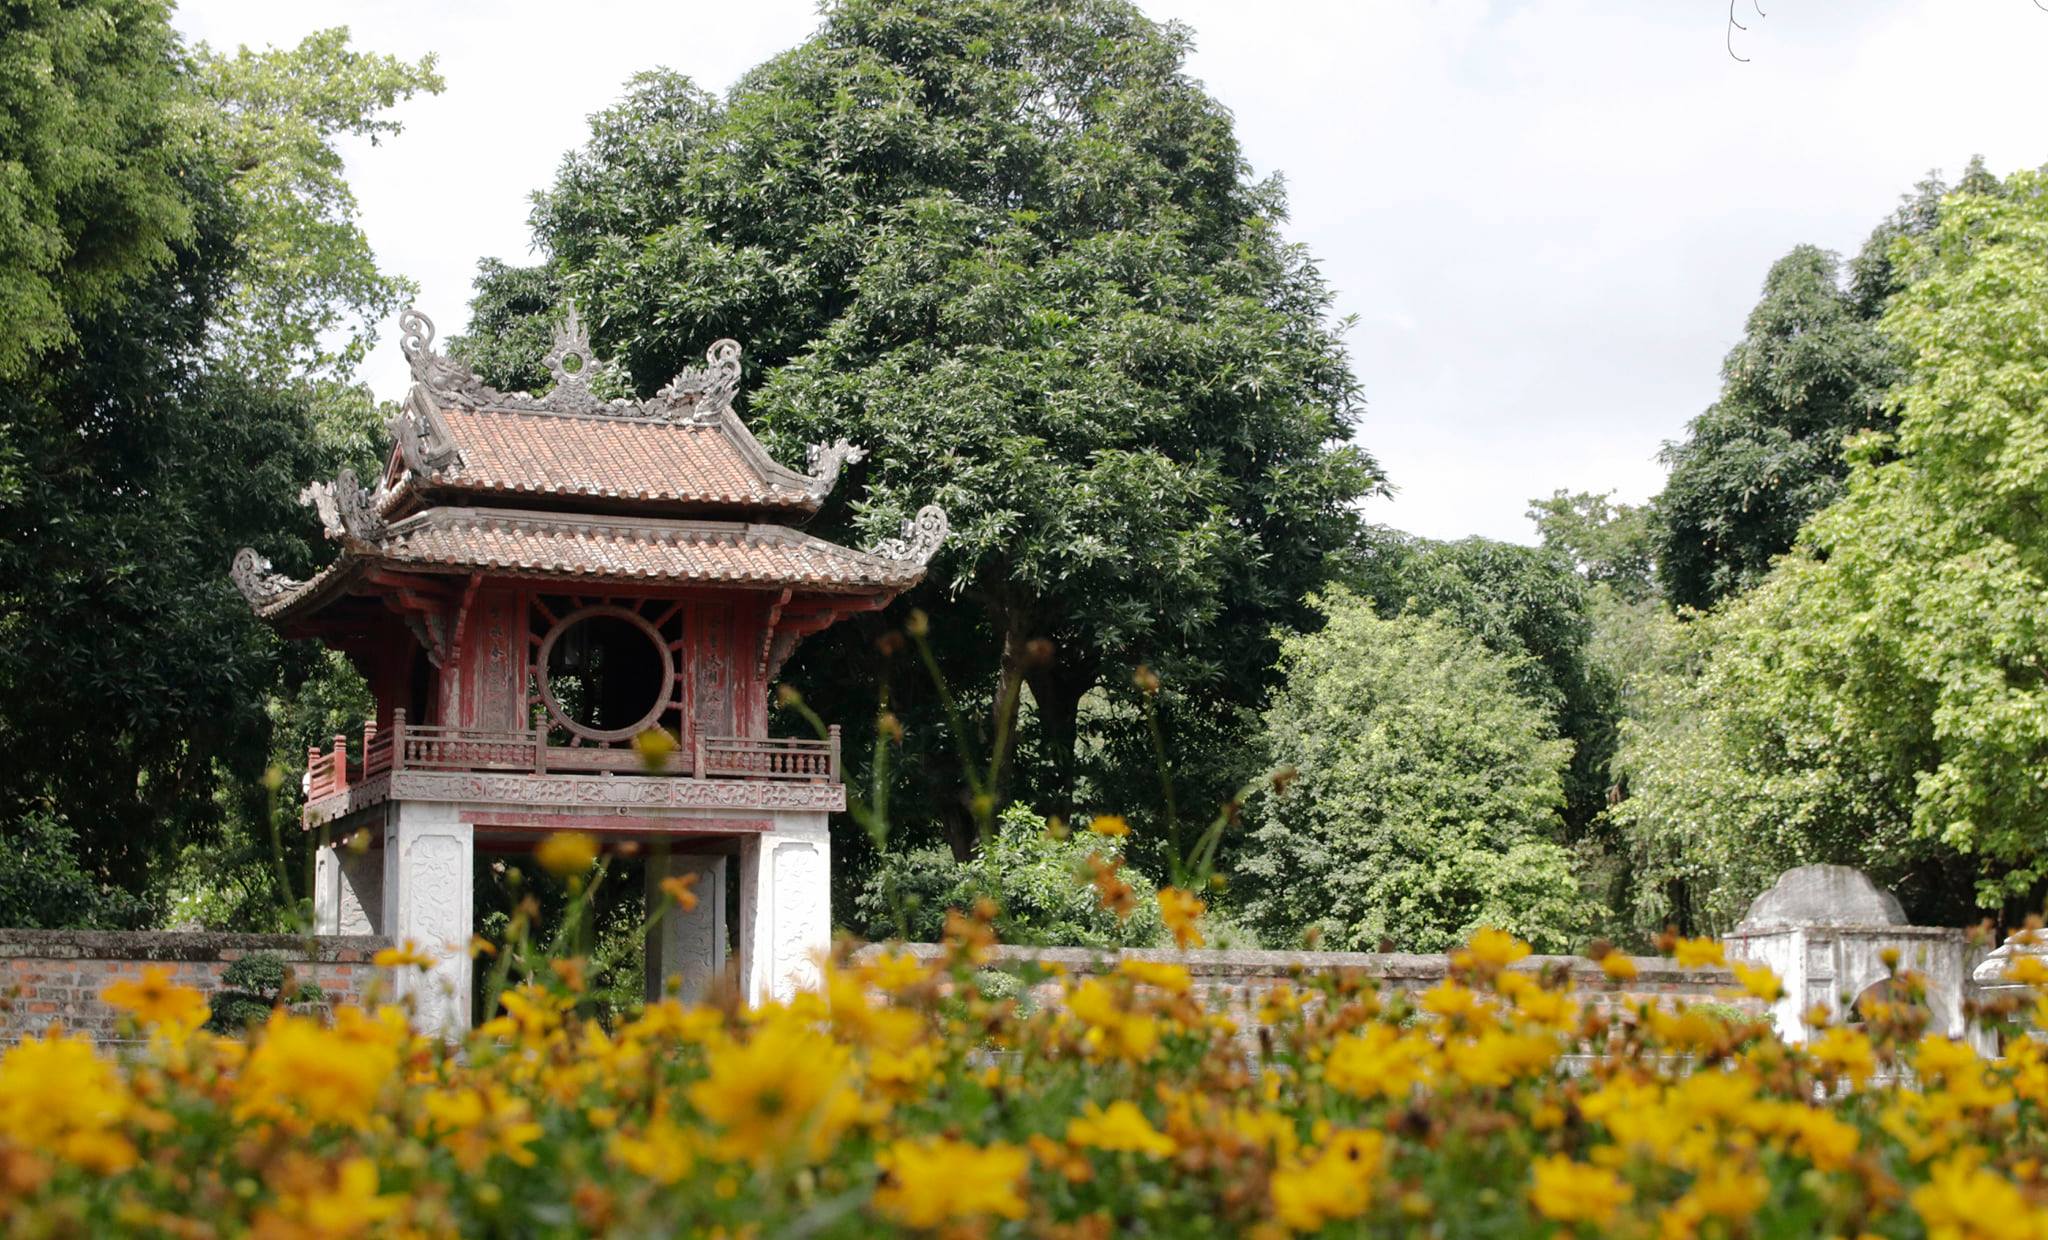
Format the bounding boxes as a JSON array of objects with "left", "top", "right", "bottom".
[
  {"left": 381, "top": 803, "right": 473, "bottom": 1039},
  {"left": 644, "top": 853, "right": 729, "bottom": 1004},
  {"left": 736, "top": 813, "right": 831, "bottom": 1005}
]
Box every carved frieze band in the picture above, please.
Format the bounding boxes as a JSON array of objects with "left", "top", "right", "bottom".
[{"left": 387, "top": 771, "right": 846, "bottom": 812}]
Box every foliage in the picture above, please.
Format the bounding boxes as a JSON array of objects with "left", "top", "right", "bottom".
[
  {"left": 0, "top": 812, "right": 149, "bottom": 930},
  {"left": 1526, "top": 489, "right": 1659, "bottom": 602},
  {"left": 1655, "top": 245, "right": 1901, "bottom": 610},
  {"left": 1241, "top": 589, "right": 1591, "bottom": 952},
  {"left": 0, "top": 12, "right": 437, "bottom": 927},
  {"left": 855, "top": 805, "right": 1164, "bottom": 948},
  {"left": 204, "top": 952, "right": 325, "bottom": 1034},
  {"left": 1342, "top": 530, "right": 1620, "bottom": 840},
  {"left": 190, "top": 27, "right": 443, "bottom": 385},
  {"left": 13, "top": 894, "right": 2048, "bottom": 1237},
  {"left": 1614, "top": 167, "right": 2048, "bottom": 925},
  {"left": 463, "top": 0, "right": 1379, "bottom": 854},
  {"left": 0, "top": 0, "right": 198, "bottom": 380}
]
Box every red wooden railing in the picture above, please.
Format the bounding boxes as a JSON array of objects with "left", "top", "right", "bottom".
[{"left": 301, "top": 710, "right": 840, "bottom": 802}]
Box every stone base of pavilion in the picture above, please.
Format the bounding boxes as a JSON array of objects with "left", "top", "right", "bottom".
[{"left": 311, "top": 775, "right": 835, "bottom": 1038}]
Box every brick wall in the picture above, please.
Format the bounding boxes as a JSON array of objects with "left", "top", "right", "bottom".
[
  {"left": 853, "top": 943, "right": 1764, "bottom": 1021},
  {"left": 0, "top": 930, "right": 387, "bottom": 1045}
]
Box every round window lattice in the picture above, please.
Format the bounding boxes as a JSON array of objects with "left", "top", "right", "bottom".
[{"left": 536, "top": 605, "right": 674, "bottom": 743}]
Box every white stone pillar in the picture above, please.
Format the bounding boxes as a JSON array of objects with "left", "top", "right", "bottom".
[
  {"left": 737, "top": 813, "right": 831, "bottom": 1005},
  {"left": 313, "top": 845, "right": 341, "bottom": 935},
  {"left": 336, "top": 847, "right": 383, "bottom": 935},
  {"left": 645, "top": 853, "right": 728, "bottom": 1004},
  {"left": 380, "top": 803, "right": 473, "bottom": 1039}
]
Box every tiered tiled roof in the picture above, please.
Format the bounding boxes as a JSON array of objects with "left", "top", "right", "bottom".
[{"left": 229, "top": 307, "right": 947, "bottom": 622}]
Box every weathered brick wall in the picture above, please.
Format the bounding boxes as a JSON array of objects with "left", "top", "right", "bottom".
[
  {"left": 854, "top": 943, "right": 1764, "bottom": 1020},
  {"left": 0, "top": 930, "right": 387, "bottom": 1044}
]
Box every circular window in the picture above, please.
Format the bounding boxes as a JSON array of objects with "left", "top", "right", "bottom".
[{"left": 537, "top": 606, "right": 673, "bottom": 742}]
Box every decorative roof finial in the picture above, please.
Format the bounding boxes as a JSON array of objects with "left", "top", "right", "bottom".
[
  {"left": 804, "top": 439, "right": 867, "bottom": 499},
  {"left": 657, "top": 339, "right": 743, "bottom": 423},
  {"left": 230, "top": 547, "right": 300, "bottom": 610},
  {"left": 541, "top": 304, "right": 605, "bottom": 413},
  {"left": 867, "top": 504, "right": 950, "bottom": 566}
]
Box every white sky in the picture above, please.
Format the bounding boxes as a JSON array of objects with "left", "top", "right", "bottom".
[{"left": 172, "top": 1, "right": 2048, "bottom": 544}]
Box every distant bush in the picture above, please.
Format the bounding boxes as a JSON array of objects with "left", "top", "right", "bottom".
[
  {"left": 857, "top": 806, "right": 1165, "bottom": 948},
  {"left": 204, "top": 952, "right": 326, "bottom": 1034}
]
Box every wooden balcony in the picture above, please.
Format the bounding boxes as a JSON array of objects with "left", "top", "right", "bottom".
[{"left": 305, "top": 709, "right": 840, "bottom": 803}]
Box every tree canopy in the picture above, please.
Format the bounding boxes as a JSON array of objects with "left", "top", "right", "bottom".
[
  {"left": 0, "top": 13, "right": 435, "bottom": 923},
  {"left": 1242, "top": 588, "right": 1589, "bottom": 953},
  {"left": 462, "top": 0, "right": 1379, "bottom": 857},
  {"left": 1614, "top": 166, "right": 2048, "bottom": 927}
]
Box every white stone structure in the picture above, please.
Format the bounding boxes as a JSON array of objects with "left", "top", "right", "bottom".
[{"left": 1724, "top": 864, "right": 1982, "bottom": 1046}]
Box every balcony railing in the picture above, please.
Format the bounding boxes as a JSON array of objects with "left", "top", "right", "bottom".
[{"left": 305, "top": 709, "right": 840, "bottom": 800}]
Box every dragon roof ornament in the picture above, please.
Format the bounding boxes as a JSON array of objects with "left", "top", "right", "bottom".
[
  {"left": 866, "top": 504, "right": 950, "bottom": 566},
  {"left": 396, "top": 306, "right": 752, "bottom": 426},
  {"left": 804, "top": 439, "right": 867, "bottom": 499},
  {"left": 301, "top": 468, "right": 388, "bottom": 543},
  {"left": 230, "top": 548, "right": 300, "bottom": 610}
]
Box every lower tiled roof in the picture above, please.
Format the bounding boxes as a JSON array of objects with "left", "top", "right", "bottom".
[{"left": 253, "top": 508, "right": 924, "bottom": 621}]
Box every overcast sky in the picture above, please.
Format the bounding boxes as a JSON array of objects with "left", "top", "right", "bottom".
[{"left": 172, "top": 1, "right": 2047, "bottom": 543}]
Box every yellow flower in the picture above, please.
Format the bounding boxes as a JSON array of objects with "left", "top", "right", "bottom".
[
  {"left": 1529, "top": 1154, "right": 1633, "bottom": 1226},
  {"left": 659, "top": 872, "right": 700, "bottom": 912},
  {"left": 1087, "top": 814, "right": 1130, "bottom": 838},
  {"left": 1443, "top": 1029, "right": 1562, "bottom": 1089},
  {"left": 1672, "top": 937, "right": 1726, "bottom": 969},
  {"left": 1066, "top": 978, "right": 1160, "bottom": 1062},
  {"left": 1601, "top": 953, "right": 1640, "bottom": 982},
  {"left": 1912, "top": 1154, "right": 2042, "bottom": 1240},
  {"left": 1418, "top": 979, "right": 1481, "bottom": 1021},
  {"left": 873, "top": 1137, "right": 1030, "bottom": 1228},
  {"left": 1808, "top": 1026, "right": 1877, "bottom": 1086},
  {"left": 687, "top": 1021, "right": 859, "bottom": 1164},
  {"left": 1324, "top": 1024, "right": 1433, "bottom": 1099},
  {"left": 238, "top": 1011, "right": 398, "bottom": 1130},
  {"left": 609, "top": 1118, "right": 696, "bottom": 1185},
  {"left": 1454, "top": 927, "right": 1532, "bottom": 973},
  {"left": 535, "top": 830, "right": 599, "bottom": 877},
  {"left": 860, "top": 950, "right": 931, "bottom": 994},
  {"left": 101, "top": 964, "right": 210, "bottom": 1033},
  {"left": 632, "top": 725, "right": 679, "bottom": 771},
  {"left": 0, "top": 1032, "right": 135, "bottom": 1170},
  {"left": 374, "top": 939, "right": 437, "bottom": 969},
  {"left": 257, "top": 1156, "right": 405, "bottom": 1237},
  {"left": 1730, "top": 961, "right": 1785, "bottom": 1002},
  {"left": 1117, "top": 960, "right": 1193, "bottom": 994},
  {"left": 1066, "top": 1100, "right": 1176, "bottom": 1158},
  {"left": 1157, "top": 886, "right": 1206, "bottom": 949},
  {"left": 1272, "top": 1130, "right": 1384, "bottom": 1232}
]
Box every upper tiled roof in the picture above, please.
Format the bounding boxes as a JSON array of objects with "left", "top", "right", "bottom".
[{"left": 377, "top": 308, "right": 865, "bottom": 519}]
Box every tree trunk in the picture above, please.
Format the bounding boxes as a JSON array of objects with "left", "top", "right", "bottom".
[{"left": 1026, "top": 664, "right": 1093, "bottom": 824}]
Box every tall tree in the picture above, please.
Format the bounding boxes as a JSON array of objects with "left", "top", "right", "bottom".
[
  {"left": 1241, "top": 589, "right": 1590, "bottom": 953},
  {"left": 465, "top": 0, "right": 1378, "bottom": 856},
  {"left": 1526, "top": 490, "right": 1658, "bottom": 603},
  {"left": 0, "top": 0, "right": 198, "bottom": 380},
  {"left": 1655, "top": 246, "right": 1900, "bottom": 610},
  {"left": 0, "top": 14, "right": 438, "bottom": 924},
  {"left": 1615, "top": 165, "right": 2048, "bottom": 927}
]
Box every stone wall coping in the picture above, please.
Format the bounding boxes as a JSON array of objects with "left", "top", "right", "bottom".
[
  {"left": 1723, "top": 924, "right": 1966, "bottom": 941},
  {"left": 0, "top": 929, "right": 388, "bottom": 963},
  {"left": 850, "top": 942, "right": 1739, "bottom": 987}
]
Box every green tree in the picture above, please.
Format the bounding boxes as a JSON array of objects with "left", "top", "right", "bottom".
[
  {"left": 1342, "top": 530, "right": 1618, "bottom": 841},
  {"left": 1241, "top": 589, "right": 1590, "bottom": 953},
  {"left": 462, "top": 0, "right": 1379, "bottom": 857},
  {"left": 1527, "top": 490, "right": 1659, "bottom": 602},
  {"left": 0, "top": 0, "right": 198, "bottom": 380},
  {"left": 0, "top": 13, "right": 435, "bottom": 925},
  {"left": 190, "top": 27, "right": 442, "bottom": 385},
  {"left": 1615, "top": 165, "right": 2048, "bottom": 926},
  {"left": 1655, "top": 245, "right": 1900, "bottom": 610}
]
